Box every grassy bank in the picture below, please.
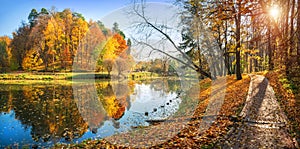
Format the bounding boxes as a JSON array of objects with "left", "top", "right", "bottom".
[
  {"left": 0, "top": 72, "right": 161, "bottom": 81},
  {"left": 0, "top": 72, "right": 73, "bottom": 80},
  {"left": 53, "top": 74, "right": 251, "bottom": 148}
]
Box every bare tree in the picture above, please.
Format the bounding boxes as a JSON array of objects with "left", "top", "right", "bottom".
[{"left": 129, "top": 0, "right": 217, "bottom": 80}]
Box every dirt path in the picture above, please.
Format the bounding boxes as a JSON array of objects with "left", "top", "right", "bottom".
[{"left": 220, "top": 75, "right": 296, "bottom": 148}]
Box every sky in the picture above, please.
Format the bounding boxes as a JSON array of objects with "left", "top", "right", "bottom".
[{"left": 0, "top": 0, "right": 169, "bottom": 37}]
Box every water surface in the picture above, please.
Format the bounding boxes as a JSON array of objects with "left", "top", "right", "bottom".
[{"left": 0, "top": 79, "right": 183, "bottom": 147}]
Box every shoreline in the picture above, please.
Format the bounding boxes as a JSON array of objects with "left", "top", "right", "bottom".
[{"left": 0, "top": 72, "right": 165, "bottom": 81}]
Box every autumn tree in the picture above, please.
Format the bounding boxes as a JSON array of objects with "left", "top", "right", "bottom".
[
  {"left": 101, "top": 36, "right": 118, "bottom": 75},
  {"left": 178, "top": 0, "right": 278, "bottom": 80},
  {"left": 7, "top": 6, "right": 132, "bottom": 73},
  {"left": 97, "top": 20, "right": 110, "bottom": 39},
  {"left": 28, "top": 9, "right": 39, "bottom": 27},
  {"left": 22, "top": 49, "right": 43, "bottom": 71},
  {"left": 245, "top": 0, "right": 299, "bottom": 77},
  {"left": 11, "top": 8, "right": 92, "bottom": 72},
  {"left": 74, "top": 21, "right": 106, "bottom": 71},
  {"left": 101, "top": 33, "right": 129, "bottom": 77},
  {"left": 112, "top": 33, "right": 128, "bottom": 56},
  {"left": 0, "top": 36, "right": 11, "bottom": 72},
  {"left": 231, "top": 0, "right": 243, "bottom": 80},
  {"left": 179, "top": 0, "right": 228, "bottom": 78},
  {"left": 11, "top": 22, "right": 32, "bottom": 70},
  {"left": 30, "top": 13, "right": 51, "bottom": 71},
  {"left": 43, "top": 9, "right": 63, "bottom": 71},
  {"left": 103, "top": 59, "right": 114, "bottom": 76},
  {"left": 57, "top": 9, "right": 89, "bottom": 69},
  {"left": 27, "top": 8, "right": 89, "bottom": 71}
]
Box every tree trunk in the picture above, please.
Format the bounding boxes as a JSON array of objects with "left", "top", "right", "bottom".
[
  {"left": 224, "top": 54, "right": 231, "bottom": 75},
  {"left": 254, "top": 58, "right": 258, "bottom": 72},
  {"left": 197, "top": 41, "right": 203, "bottom": 78},
  {"left": 297, "top": 0, "right": 300, "bottom": 65},
  {"left": 259, "top": 42, "right": 263, "bottom": 71},
  {"left": 268, "top": 25, "right": 273, "bottom": 70},
  {"left": 224, "top": 19, "right": 231, "bottom": 75},
  {"left": 235, "top": 0, "right": 242, "bottom": 80},
  {"left": 250, "top": 56, "right": 253, "bottom": 73},
  {"left": 286, "top": 0, "right": 295, "bottom": 75}
]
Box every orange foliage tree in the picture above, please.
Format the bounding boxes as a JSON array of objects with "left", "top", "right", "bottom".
[{"left": 101, "top": 33, "right": 130, "bottom": 76}]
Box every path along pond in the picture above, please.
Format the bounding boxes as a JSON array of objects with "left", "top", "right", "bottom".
[{"left": 0, "top": 78, "right": 198, "bottom": 148}]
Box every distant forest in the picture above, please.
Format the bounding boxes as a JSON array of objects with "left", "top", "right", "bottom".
[{"left": 0, "top": 8, "right": 134, "bottom": 74}]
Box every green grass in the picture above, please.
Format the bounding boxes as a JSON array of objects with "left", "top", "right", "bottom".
[
  {"left": 129, "top": 72, "right": 160, "bottom": 80},
  {"left": 0, "top": 71, "right": 163, "bottom": 81},
  {"left": 0, "top": 73, "right": 68, "bottom": 80},
  {"left": 279, "top": 77, "right": 297, "bottom": 94}
]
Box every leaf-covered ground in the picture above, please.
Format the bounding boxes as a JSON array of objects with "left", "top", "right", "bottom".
[
  {"left": 53, "top": 74, "right": 250, "bottom": 148},
  {"left": 265, "top": 71, "right": 300, "bottom": 147},
  {"left": 218, "top": 74, "right": 295, "bottom": 148}
]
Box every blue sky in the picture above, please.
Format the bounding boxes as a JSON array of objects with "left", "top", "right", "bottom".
[{"left": 0, "top": 0, "right": 169, "bottom": 37}]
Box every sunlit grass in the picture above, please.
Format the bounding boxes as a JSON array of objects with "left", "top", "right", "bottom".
[{"left": 0, "top": 71, "right": 163, "bottom": 81}]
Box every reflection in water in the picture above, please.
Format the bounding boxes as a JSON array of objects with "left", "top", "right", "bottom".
[
  {"left": 0, "top": 79, "right": 181, "bottom": 147},
  {"left": 130, "top": 82, "right": 181, "bottom": 120},
  {"left": 0, "top": 84, "right": 88, "bottom": 147}
]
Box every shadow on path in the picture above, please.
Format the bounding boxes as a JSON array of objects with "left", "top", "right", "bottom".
[
  {"left": 243, "top": 76, "right": 268, "bottom": 122},
  {"left": 218, "top": 75, "right": 296, "bottom": 149}
]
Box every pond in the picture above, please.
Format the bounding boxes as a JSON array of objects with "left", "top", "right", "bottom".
[{"left": 0, "top": 78, "right": 193, "bottom": 148}]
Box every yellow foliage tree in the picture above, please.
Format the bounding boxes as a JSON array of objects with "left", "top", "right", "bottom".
[
  {"left": 101, "top": 33, "right": 128, "bottom": 75},
  {"left": 22, "top": 49, "right": 43, "bottom": 71}
]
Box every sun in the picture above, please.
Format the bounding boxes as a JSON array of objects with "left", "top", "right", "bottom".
[{"left": 269, "top": 5, "right": 280, "bottom": 19}]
